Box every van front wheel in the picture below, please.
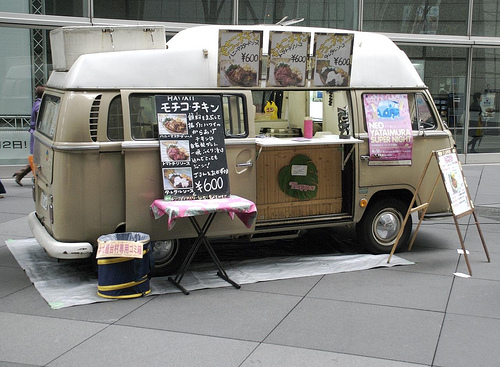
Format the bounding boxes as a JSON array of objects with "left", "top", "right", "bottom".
[
  {"left": 357, "top": 198, "right": 412, "bottom": 254},
  {"left": 150, "top": 239, "right": 190, "bottom": 277}
]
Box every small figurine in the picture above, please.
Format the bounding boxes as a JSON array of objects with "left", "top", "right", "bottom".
[{"left": 337, "top": 106, "right": 350, "bottom": 139}]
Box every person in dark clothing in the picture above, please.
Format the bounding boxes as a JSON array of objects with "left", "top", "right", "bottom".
[
  {"left": 0, "top": 179, "right": 5, "bottom": 198},
  {"left": 467, "top": 92, "right": 483, "bottom": 153},
  {"left": 13, "top": 85, "right": 45, "bottom": 185}
]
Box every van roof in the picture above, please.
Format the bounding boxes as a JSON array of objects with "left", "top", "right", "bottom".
[{"left": 47, "top": 24, "right": 425, "bottom": 90}]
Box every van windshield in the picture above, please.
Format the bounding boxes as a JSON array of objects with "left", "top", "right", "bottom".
[{"left": 37, "top": 94, "right": 61, "bottom": 139}]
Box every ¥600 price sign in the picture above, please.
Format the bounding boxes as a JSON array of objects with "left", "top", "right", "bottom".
[{"left": 156, "top": 94, "right": 230, "bottom": 200}]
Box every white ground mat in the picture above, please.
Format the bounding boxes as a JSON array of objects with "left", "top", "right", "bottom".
[{"left": 6, "top": 238, "right": 413, "bottom": 309}]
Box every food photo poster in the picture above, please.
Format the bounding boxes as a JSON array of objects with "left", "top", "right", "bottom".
[
  {"left": 218, "top": 30, "right": 263, "bottom": 87},
  {"left": 364, "top": 93, "right": 414, "bottom": 165},
  {"left": 436, "top": 149, "right": 472, "bottom": 217}
]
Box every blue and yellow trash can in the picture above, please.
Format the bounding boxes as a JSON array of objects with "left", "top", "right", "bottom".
[{"left": 96, "top": 232, "right": 153, "bottom": 299}]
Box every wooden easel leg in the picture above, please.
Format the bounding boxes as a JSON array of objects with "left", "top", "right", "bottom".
[
  {"left": 453, "top": 215, "right": 472, "bottom": 276},
  {"left": 387, "top": 154, "right": 438, "bottom": 263},
  {"left": 407, "top": 173, "right": 442, "bottom": 252},
  {"left": 472, "top": 210, "right": 491, "bottom": 262}
]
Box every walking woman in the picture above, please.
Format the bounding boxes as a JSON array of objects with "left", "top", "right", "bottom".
[{"left": 13, "top": 85, "right": 45, "bottom": 185}]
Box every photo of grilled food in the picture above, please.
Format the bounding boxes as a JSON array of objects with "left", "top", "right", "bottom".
[
  {"left": 164, "top": 169, "right": 193, "bottom": 189},
  {"left": 225, "top": 64, "right": 257, "bottom": 86},
  {"left": 318, "top": 66, "right": 348, "bottom": 87},
  {"left": 273, "top": 62, "right": 303, "bottom": 86},
  {"left": 163, "top": 116, "right": 187, "bottom": 134},
  {"left": 163, "top": 141, "right": 190, "bottom": 161}
]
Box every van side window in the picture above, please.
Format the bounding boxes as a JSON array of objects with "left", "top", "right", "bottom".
[
  {"left": 128, "top": 94, "right": 247, "bottom": 140},
  {"left": 107, "top": 95, "right": 123, "bottom": 141},
  {"left": 37, "top": 94, "right": 61, "bottom": 139},
  {"left": 411, "top": 93, "right": 437, "bottom": 131},
  {"left": 130, "top": 94, "right": 157, "bottom": 140},
  {"left": 223, "top": 94, "right": 247, "bottom": 137}
]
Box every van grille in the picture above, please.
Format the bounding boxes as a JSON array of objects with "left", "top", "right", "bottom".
[{"left": 89, "top": 95, "right": 102, "bottom": 142}]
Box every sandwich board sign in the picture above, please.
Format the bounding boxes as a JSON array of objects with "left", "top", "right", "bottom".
[
  {"left": 155, "top": 94, "right": 230, "bottom": 201},
  {"left": 387, "top": 148, "right": 490, "bottom": 275}
]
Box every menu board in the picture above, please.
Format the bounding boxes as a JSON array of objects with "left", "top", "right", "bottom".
[
  {"left": 313, "top": 33, "right": 353, "bottom": 87},
  {"left": 363, "top": 93, "right": 413, "bottom": 165},
  {"left": 435, "top": 149, "right": 472, "bottom": 217},
  {"left": 267, "top": 31, "right": 310, "bottom": 87},
  {"left": 218, "top": 30, "right": 263, "bottom": 87},
  {"left": 156, "top": 94, "right": 230, "bottom": 200}
]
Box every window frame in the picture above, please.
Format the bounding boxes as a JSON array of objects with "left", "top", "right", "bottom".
[{"left": 37, "top": 93, "right": 61, "bottom": 140}]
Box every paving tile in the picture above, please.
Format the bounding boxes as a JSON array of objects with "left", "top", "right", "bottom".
[
  {"left": 0, "top": 245, "right": 20, "bottom": 267},
  {"left": 411, "top": 223, "right": 468, "bottom": 251},
  {"left": 434, "top": 313, "right": 500, "bottom": 367},
  {"left": 242, "top": 344, "right": 423, "bottom": 367},
  {"left": 308, "top": 267, "right": 452, "bottom": 312},
  {"left": 265, "top": 297, "right": 444, "bottom": 365},
  {"left": 117, "top": 287, "right": 301, "bottom": 341},
  {"left": 0, "top": 312, "right": 106, "bottom": 366},
  {"left": 447, "top": 276, "right": 500, "bottom": 318},
  {"left": 0, "top": 191, "right": 35, "bottom": 216},
  {"left": 241, "top": 275, "right": 322, "bottom": 296},
  {"left": 0, "top": 217, "right": 33, "bottom": 238},
  {"left": 0, "top": 265, "right": 32, "bottom": 299},
  {"left": 0, "top": 286, "right": 152, "bottom": 323},
  {"left": 454, "top": 251, "right": 495, "bottom": 277},
  {"left": 389, "top": 247, "right": 459, "bottom": 276},
  {"left": 47, "top": 324, "right": 257, "bottom": 367}
]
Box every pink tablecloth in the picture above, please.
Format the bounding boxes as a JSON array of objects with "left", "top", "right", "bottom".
[{"left": 150, "top": 195, "right": 257, "bottom": 230}]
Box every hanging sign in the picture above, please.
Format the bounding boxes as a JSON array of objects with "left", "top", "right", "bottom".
[
  {"left": 218, "top": 30, "right": 263, "bottom": 87},
  {"left": 313, "top": 33, "right": 353, "bottom": 87},
  {"left": 267, "top": 31, "right": 310, "bottom": 87},
  {"left": 278, "top": 154, "right": 318, "bottom": 200},
  {"left": 363, "top": 93, "right": 413, "bottom": 165},
  {"left": 435, "top": 149, "right": 472, "bottom": 217},
  {"left": 156, "top": 94, "right": 230, "bottom": 200}
]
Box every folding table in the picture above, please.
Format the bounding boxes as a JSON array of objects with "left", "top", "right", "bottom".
[{"left": 150, "top": 195, "right": 257, "bottom": 294}]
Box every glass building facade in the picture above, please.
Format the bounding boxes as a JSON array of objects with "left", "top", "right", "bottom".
[{"left": 1, "top": 0, "right": 499, "bottom": 163}]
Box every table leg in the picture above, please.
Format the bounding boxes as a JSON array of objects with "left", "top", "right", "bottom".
[
  {"left": 167, "top": 214, "right": 215, "bottom": 294},
  {"left": 168, "top": 213, "right": 240, "bottom": 295}
]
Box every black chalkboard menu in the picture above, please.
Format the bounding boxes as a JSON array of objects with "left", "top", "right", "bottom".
[{"left": 155, "top": 94, "right": 230, "bottom": 200}]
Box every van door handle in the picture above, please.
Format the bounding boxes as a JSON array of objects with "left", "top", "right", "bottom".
[
  {"left": 236, "top": 160, "right": 253, "bottom": 167},
  {"left": 360, "top": 155, "right": 370, "bottom": 161},
  {"left": 236, "top": 160, "right": 253, "bottom": 174}
]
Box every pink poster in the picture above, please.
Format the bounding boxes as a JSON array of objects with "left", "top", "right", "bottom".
[{"left": 363, "top": 94, "right": 413, "bottom": 165}]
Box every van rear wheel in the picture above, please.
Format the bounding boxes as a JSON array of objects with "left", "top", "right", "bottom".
[
  {"left": 357, "top": 198, "right": 412, "bottom": 254},
  {"left": 151, "top": 238, "right": 190, "bottom": 277}
]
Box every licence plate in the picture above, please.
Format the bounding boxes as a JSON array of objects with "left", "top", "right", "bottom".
[{"left": 41, "top": 191, "right": 48, "bottom": 211}]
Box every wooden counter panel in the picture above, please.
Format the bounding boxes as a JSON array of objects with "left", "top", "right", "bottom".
[{"left": 256, "top": 145, "right": 343, "bottom": 220}]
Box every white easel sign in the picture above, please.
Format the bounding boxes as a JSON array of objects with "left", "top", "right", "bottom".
[{"left": 435, "top": 149, "right": 472, "bottom": 217}]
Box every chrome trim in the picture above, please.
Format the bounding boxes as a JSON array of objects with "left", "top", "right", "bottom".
[
  {"left": 121, "top": 141, "right": 159, "bottom": 149},
  {"left": 52, "top": 143, "right": 100, "bottom": 152},
  {"left": 256, "top": 213, "right": 352, "bottom": 229},
  {"left": 225, "top": 138, "right": 256, "bottom": 146}
]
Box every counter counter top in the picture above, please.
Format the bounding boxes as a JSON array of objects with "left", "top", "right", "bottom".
[{"left": 256, "top": 135, "right": 362, "bottom": 147}]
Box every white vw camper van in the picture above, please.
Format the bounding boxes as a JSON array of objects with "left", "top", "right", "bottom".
[{"left": 28, "top": 25, "right": 455, "bottom": 275}]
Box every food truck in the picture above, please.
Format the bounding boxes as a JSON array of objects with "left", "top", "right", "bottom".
[{"left": 28, "top": 24, "right": 455, "bottom": 275}]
